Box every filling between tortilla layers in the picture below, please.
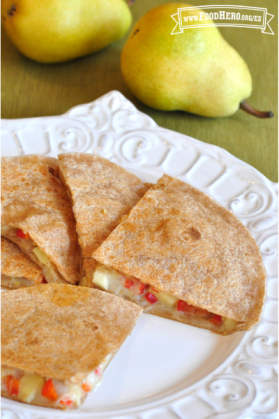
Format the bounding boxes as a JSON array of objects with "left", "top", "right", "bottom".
[
  {"left": 1, "top": 274, "right": 43, "bottom": 289},
  {"left": 1, "top": 355, "right": 112, "bottom": 409},
  {"left": 1, "top": 226, "right": 65, "bottom": 284},
  {"left": 91, "top": 266, "right": 239, "bottom": 333}
]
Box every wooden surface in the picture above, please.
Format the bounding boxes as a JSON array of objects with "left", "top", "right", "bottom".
[{"left": 1, "top": 0, "right": 278, "bottom": 181}]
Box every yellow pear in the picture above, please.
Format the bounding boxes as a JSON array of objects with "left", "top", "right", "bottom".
[
  {"left": 121, "top": 3, "right": 272, "bottom": 118},
  {"left": 2, "top": 0, "right": 132, "bottom": 63}
]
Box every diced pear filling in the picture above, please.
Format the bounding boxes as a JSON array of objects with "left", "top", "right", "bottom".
[
  {"left": 18, "top": 374, "right": 44, "bottom": 403},
  {"left": 1, "top": 226, "right": 50, "bottom": 269},
  {"left": 1, "top": 229, "right": 68, "bottom": 285},
  {"left": 11, "top": 278, "right": 21, "bottom": 287},
  {"left": 92, "top": 266, "right": 239, "bottom": 331},
  {"left": 150, "top": 286, "right": 178, "bottom": 307},
  {"left": 221, "top": 318, "right": 238, "bottom": 332},
  {"left": 1, "top": 355, "right": 111, "bottom": 408},
  {"left": 92, "top": 268, "right": 110, "bottom": 290},
  {"left": 93, "top": 266, "right": 122, "bottom": 290},
  {"left": 32, "top": 247, "right": 66, "bottom": 283},
  {"left": 33, "top": 247, "right": 51, "bottom": 267}
]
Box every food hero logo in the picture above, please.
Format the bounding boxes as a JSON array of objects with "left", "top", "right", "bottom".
[{"left": 171, "top": 5, "right": 274, "bottom": 35}]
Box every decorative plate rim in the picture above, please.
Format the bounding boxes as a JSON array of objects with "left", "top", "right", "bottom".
[{"left": 1, "top": 90, "right": 278, "bottom": 419}]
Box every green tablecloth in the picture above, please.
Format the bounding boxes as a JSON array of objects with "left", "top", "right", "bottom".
[{"left": 1, "top": 0, "right": 278, "bottom": 182}]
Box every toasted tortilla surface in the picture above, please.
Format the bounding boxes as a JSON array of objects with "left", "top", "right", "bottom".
[
  {"left": 1, "top": 155, "right": 81, "bottom": 284},
  {"left": 58, "top": 153, "right": 149, "bottom": 285},
  {"left": 1, "top": 284, "right": 142, "bottom": 380},
  {"left": 1, "top": 236, "right": 42, "bottom": 284},
  {"left": 93, "top": 175, "right": 266, "bottom": 327}
]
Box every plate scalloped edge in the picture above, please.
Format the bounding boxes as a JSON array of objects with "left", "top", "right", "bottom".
[{"left": 1, "top": 90, "right": 278, "bottom": 419}]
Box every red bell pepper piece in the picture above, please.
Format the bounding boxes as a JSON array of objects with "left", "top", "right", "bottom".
[
  {"left": 145, "top": 292, "right": 158, "bottom": 304},
  {"left": 137, "top": 283, "right": 145, "bottom": 295},
  {"left": 82, "top": 383, "right": 91, "bottom": 392},
  {"left": 3, "top": 375, "right": 12, "bottom": 390},
  {"left": 59, "top": 398, "right": 74, "bottom": 407},
  {"left": 16, "top": 229, "right": 30, "bottom": 240},
  {"left": 94, "top": 366, "right": 101, "bottom": 377},
  {"left": 124, "top": 279, "right": 135, "bottom": 289},
  {"left": 3, "top": 375, "right": 20, "bottom": 396},
  {"left": 41, "top": 379, "right": 58, "bottom": 401},
  {"left": 177, "top": 300, "right": 193, "bottom": 312},
  {"left": 37, "top": 274, "right": 47, "bottom": 284},
  {"left": 177, "top": 300, "right": 210, "bottom": 316},
  {"left": 209, "top": 314, "right": 223, "bottom": 326},
  {"left": 10, "top": 379, "right": 20, "bottom": 396}
]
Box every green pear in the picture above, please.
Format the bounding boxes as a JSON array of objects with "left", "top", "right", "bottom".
[
  {"left": 121, "top": 3, "right": 271, "bottom": 118},
  {"left": 1, "top": 0, "right": 132, "bottom": 63}
]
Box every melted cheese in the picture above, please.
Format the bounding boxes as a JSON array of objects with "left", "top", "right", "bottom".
[
  {"left": 92, "top": 265, "right": 239, "bottom": 333},
  {"left": 1, "top": 354, "right": 112, "bottom": 409}
]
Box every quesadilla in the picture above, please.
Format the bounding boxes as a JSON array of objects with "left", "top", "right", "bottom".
[
  {"left": 1, "top": 237, "right": 45, "bottom": 289},
  {"left": 57, "top": 152, "right": 150, "bottom": 287},
  {"left": 1, "top": 284, "right": 142, "bottom": 409},
  {"left": 1, "top": 155, "right": 81, "bottom": 285},
  {"left": 92, "top": 175, "right": 266, "bottom": 335}
]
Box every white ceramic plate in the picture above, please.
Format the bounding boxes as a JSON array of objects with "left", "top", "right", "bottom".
[{"left": 1, "top": 91, "right": 278, "bottom": 419}]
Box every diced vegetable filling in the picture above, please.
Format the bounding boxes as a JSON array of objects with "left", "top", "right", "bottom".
[
  {"left": 33, "top": 247, "right": 52, "bottom": 268},
  {"left": 32, "top": 248, "right": 65, "bottom": 284},
  {"left": 1, "top": 355, "right": 111, "bottom": 409},
  {"left": 92, "top": 266, "right": 238, "bottom": 332},
  {"left": 16, "top": 229, "right": 30, "bottom": 240},
  {"left": 1, "top": 226, "right": 61, "bottom": 282},
  {"left": 1, "top": 275, "right": 36, "bottom": 288},
  {"left": 1, "top": 226, "right": 31, "bottom": 241},
  {"left": 3, "top": 375, "right": 20, "bottom": 396}
]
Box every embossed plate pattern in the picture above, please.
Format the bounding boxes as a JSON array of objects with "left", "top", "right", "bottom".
[{"left": 1, "top": 91, "right": 278, "bottom": 419}]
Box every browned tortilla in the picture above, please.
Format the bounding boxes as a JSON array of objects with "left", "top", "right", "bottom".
[
  {"left": 93, "top": 175, "right": 266, "bottom": 330},
  {"left": 58, "top": 153, "right": 149, "bottom": 286},
  {"left": 1, "top": 237, "right": 43, "bottom": 288},
  {"left": 1, "top": 155, "right": 81, "bottom": 284},
  {"left": 1, "top": 284, "right": 142, "bottom": 381}
]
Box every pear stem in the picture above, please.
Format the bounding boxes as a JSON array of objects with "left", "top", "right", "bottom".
[
  {"left": 240, "top": 101, "right": 274, "bottom": 119},
  {"left": 127, "top": 0, "right": 136, "bottom": 6}
]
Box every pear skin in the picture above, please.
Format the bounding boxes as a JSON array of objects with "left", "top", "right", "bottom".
[
  {"left": 121, "top": 3, "right": 253, "bottom": 117},
  {"left": 2, "top": 0, "right": 132, "bottom": 63}
]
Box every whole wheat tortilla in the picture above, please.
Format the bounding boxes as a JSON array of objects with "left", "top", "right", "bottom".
[
  {"left": 1, "top": 237, "right": 43, "bottom": 288},
  {"left": 93, "top": 174, "right": 266, "bottom": 329},
  {"left": 1, "top": 155, "right": 81, "bottom": 284},
  {"left": 58, "top": 153, "right": 150, "bottom": 286},
  {"left": 1, "top": 284, "right": 142, "bottom": 381}
]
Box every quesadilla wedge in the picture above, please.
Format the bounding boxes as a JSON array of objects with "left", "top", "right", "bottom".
[
  {"left": 1, "top": 284, "right": 142, "bottom": 409},
  {"left": 1, "top": 237, "right": 46, "bottom": 289},
  {"left": 1, "top": 155, "right": 80, "bottom": 284},
  {"left": 57, "top": 153, "right": 150, "bottom": 287},
  {"left": 92, "top": 175, "right": 266, "bottom": 335}
]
